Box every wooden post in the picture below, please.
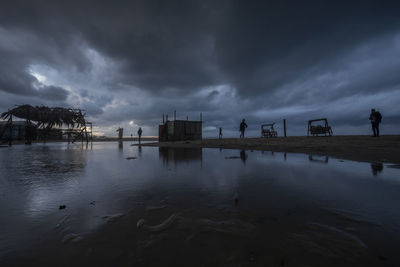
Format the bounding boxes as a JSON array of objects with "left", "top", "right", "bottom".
[
  {"left": 9, "top": 113, "right": 13, "bottom": 146},
  {"left": 84, "top": 121, "right": 89, "bottom": 143},
  {"left": 186, "top": 115, "right": 188, "bottom": 120},
  {"left": 283, "top": 119, "right": 287, "bottom": 138}
]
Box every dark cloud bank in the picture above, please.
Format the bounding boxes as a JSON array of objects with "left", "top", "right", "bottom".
[{"left": 1, "top": 0, "right": 400, "bottom": 136}]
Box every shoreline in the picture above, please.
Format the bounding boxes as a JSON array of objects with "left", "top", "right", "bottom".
[
  {"left": 141, "top": 135, "right": 400, "bottom": 164},
  {"left": 2, "top": 135, "right": 399, "bottom": 164}
]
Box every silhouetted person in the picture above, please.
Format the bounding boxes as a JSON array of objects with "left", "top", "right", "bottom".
[
  {"left": 137, "top": 127, "right": 143, "bottom": 144},
  {"left": 369, "top": 109, "right": 382, "bottom": 137},
  {"left": 116, "top": 127, "right": 123, "bottom": 140},
  {"left": 219, "top": 127, "right": 222, "bottom": 139},
  {"left": 239, "top": 119, "right": 248, "bottom": 138}
]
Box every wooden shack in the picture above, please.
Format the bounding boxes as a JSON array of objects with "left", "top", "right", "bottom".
[{"left": 159, "top": 120, "right": 202, "bottom": 142}]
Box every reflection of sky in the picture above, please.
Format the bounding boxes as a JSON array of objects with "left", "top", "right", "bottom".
[{"left": 1, "top": 142, "right": 400, "bottom": 259}]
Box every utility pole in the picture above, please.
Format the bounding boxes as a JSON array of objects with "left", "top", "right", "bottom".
[{"left": 283, "top": 119, "right": 287, "bottom": 137}]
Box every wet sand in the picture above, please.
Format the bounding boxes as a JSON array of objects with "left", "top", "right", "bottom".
[
  {"left": 143, "top": 135, "right": 400, "bottom": 164},
  {"left": 2, "top": 143, "right": 400, "bottom": 266}
]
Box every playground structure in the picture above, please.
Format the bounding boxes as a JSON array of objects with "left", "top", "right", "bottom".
[
  {"left": 0, "top": 105, "right": 92, "bottom": 145},
  {"left": 261, "top": 123, "right": 277, "bottom": 138},
  {"left": 307, "top": 118, "right": 333, "bottom": 136}
]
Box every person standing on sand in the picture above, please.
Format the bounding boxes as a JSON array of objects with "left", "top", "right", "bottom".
[
  {"left": 239, "top": 119, "right": 248, "bottom": 138},
  {"left": 219, "top": 127, "right": 223, "bottom": 139},
  {"left": 369, "top": 109, "right": 382, "bottom": 137},
  {"left": 137, "top": 127, "right": 143, "bottom": 144}
]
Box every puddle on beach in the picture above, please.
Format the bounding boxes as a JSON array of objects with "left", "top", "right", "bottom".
[{"left": 1, "top": 142, "right": 400, "bottom": 266}]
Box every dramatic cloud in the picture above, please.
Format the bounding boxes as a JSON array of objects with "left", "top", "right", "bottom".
[{"left": 0, "top": 0, "right": 399, "bottom": 137}]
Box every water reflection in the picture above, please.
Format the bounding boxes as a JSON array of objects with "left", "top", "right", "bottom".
[
  {"left": 1, "top": 144, "right": 400, "bottom": 266},
  {"left": 138, "top": 145, "right": 142, "bottom": 157},
  {"left": 308, "top": 154, "right": 329, "bottom": 163},
  {"left": 240, "top": 149, "right": 247, "bottom": 165},
  {"left": 371, "top": 162, "right": 383, "bottom": 176},
  {"left": 3, "top": 145, "right": 87, "bottom": 186},
  {"left": 158, "top": 147, "right": 203, "bottom": 166}
]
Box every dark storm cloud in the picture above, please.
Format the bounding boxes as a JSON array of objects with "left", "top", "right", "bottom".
[{"left": 1, "top": 0, "right": 400, "bottom": 135}]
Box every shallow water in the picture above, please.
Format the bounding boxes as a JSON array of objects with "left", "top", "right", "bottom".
[{"left": 1, "top": 142, "right": 400, "bottom": 266}]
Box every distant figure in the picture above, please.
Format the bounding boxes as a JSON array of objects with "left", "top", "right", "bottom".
[
  {"left": 219, "top": 127, "right": 223, "bottom": 139},
  {"left": 137, "top": 127, "right": 143, "bottom": 144},
  {"left": 369, "top": 109, "right": 382, "bottom": 137},
  {"left": 239, "top": 119, "right": 248, "bottom": 138},
  {"left": 116, "top": 127, "right": 123, "bottom": 140}
]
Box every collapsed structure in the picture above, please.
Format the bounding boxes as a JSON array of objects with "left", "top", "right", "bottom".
[{"left": 0, "top": 104, "right": 92, "bottom": 145}]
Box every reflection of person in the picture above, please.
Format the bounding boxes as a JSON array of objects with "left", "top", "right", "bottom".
[
  {"left": 240, "top": 149, "right": 247, "bottom": 165},
  {"left": 369, "top": 109, "right": 382, "bottom": 137},
  {"left": 370, "top": 162, "right": 383, "bottom": 176},
  {"left": 137, "top": 127, "right": 143, "bottom": 144},
  {"left": 138, "top": 145, "right": 142, "bottom": 157},
  {"left": 219, "top": 127, "right": 222, "bottom": 139},
  {"left": 239, "top": 119, "right": 248, "bottom": 138}
]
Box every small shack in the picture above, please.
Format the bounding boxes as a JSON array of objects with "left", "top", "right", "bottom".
[{"left": 159, "top": 120, "right": 202, "bottom": 142}]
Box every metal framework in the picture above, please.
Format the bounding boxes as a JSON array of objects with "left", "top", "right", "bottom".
[
  {"left": 261, "top": 123, "right": 277, "bottom": 138},
  {"left": 307, "top": 118, "right": 333, "bottom": 136}
]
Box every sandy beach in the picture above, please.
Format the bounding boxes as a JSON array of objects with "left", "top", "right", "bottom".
[{"left": 143, "top": 135, "right": 400, "bottom": 164}]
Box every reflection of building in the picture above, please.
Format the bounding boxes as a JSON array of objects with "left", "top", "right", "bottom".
[
  {"left": 0, "top": 121, "right": 31, "bottom": 140},
  {"left": 0, "top": 121, "right": 62, "bottom": 141},
  {"left": 159, "top": 120, "right": 202, "bottom": 142},
  {"left": 159, "top": 147, "right": 203, "bottom": 165}
]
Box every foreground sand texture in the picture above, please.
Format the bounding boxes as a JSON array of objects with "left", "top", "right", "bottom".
[{"left": 144, "top": 135, "right": 400, "bottom": 164}]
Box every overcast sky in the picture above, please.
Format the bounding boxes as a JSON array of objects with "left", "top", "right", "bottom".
[{"left": 1, "top": 1, "right": 399, "bottom": 137}]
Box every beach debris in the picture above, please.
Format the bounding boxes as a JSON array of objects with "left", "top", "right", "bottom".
[
  {"left": 137, "top": 213, "right": 180, "bottom": 232},
  {"left": 102, "top": 213, "right": 124, "bottom": 223},
  {"left": 59, "top": 205, "right": 66, "bottom": 210},
  {"left": 62, "top": 233, "right": 83, "bottom": 243},
  {"left": 146, "top": 205, "right": 167, "bottom": 211},
  {"left": 137, "top": 218, "right": 146, "bottom": 228},
  {"left": 225, "top": 156, "right": 240, "bottom": 159},
  {"left": 126, "top": 157, "right": 137, "bottom": 160},
  {"left": 90, "top": 201, "right": 96, "bottom": 205}
]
